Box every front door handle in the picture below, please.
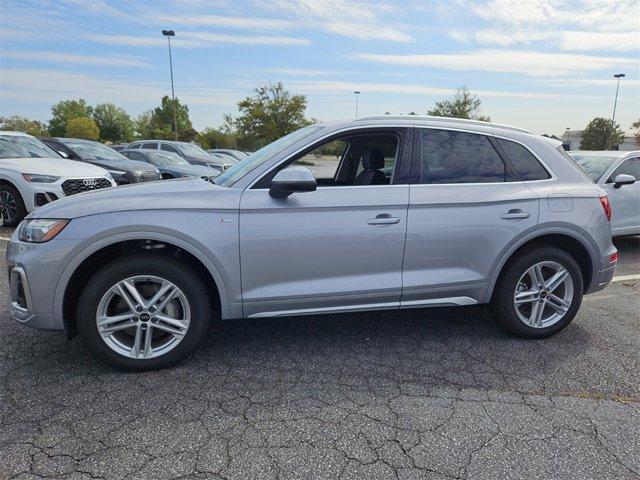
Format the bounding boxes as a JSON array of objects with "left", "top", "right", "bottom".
[
  {"left": 501, "top": 209, "right": 530, "bottom": 220},
  {"left": 368, "top": 214, "right": 400, "bottom": 226}
]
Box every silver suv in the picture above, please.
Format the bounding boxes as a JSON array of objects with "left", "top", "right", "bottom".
[{"left": 7, "top": 117, "right": 617, "bottom": 370}]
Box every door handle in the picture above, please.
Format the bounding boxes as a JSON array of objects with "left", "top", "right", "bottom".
[
  {"left": 368, "top": 214, "right": 400, "bottom": 226},
  {"left": 501, "top": 209, "right": 530, "bottom": 220}
]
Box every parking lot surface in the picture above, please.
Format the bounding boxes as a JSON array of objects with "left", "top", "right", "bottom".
[{"left": 1, "top": 227, "right": 638, "bottom": 480}]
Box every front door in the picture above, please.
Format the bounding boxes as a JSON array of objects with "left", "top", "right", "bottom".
[
  {"left": 605, "top": 157, "right": 640, "bottom": 235},
  {"left": 239, "top": 129, "right": 410, "bottom": 317}
]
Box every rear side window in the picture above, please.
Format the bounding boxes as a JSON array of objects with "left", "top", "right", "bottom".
[
  {"left": 418, "top": 129, "right": 507, "bottom": 184},
  {"left": 497, "top": 138, "right": 550, "bottom": 181},
  {"left": 141, "top": 142, "right": 158, "bottom": 149}
]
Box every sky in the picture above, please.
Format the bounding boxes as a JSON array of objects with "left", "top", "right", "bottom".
[{"left": 1, "top": 0, "right": 639, "bottom": 136}]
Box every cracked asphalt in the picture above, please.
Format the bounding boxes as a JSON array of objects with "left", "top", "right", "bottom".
[{"left": 1, "top": 228, "right": 639, "bottom": 480}]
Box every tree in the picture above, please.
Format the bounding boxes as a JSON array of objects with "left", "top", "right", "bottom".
[
  {"left": 65, "top": 117, "right": 100, "bottom": 140},
  {"left": 580, "top": 118, "right": 625, "bottom": 150},
  {"left": 49, "top": 99, "right": 93, "bottom": 136},
  {"left": 134, "top": 97, "right": 195, "bottom": 141},
  {"left": 427, "top": 86, "right": 490, "bottom": 122},
  {"left": 0, "top": 115, "right": 48, "bottom": 136},
  {"left": 234, "top": 82, "right": 312, "bottom": 148},
  {"left": 197, "top": 127, "right": 238, "bottom": 150},
  {"left": 92, "top": 103, "right": 134, "bottom": 143},
  {"left": 632, "top": 119, "right": 640, "bottom": 148}
]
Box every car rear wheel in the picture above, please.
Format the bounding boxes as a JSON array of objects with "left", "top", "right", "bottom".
[
  {"left": 77, "top": 254, "right": 211, "bottom": 370},
  {"left": 490, "top": 247, "right": 583, "bottom": 338},
  {"left": 0, "top": 184, "right": 27, "bottom": 227}
]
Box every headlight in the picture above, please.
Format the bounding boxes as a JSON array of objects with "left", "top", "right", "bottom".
[
  {"left": 21, "top": 173, "right": 60, "bottom": 183},
  {"left": 104, "top": 172, "right": 114, "bottom": 182},
  {"left": 18, "top": 219, "right": 70, "bottom": 243},
  {"left": 108, "top": 170, "right": 126, "bottom": 176}
]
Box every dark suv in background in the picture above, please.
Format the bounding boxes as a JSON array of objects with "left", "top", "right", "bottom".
[
  {"left": 126, "top": 140, "right": 231, "bottom": 172},
  {"left": 40, "top": 138, "right": 160, "bottom": 185}
]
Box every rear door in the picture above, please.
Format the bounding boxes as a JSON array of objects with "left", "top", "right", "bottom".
[{"left": 402, "top": 128, "right": 541, "bottom": 305}]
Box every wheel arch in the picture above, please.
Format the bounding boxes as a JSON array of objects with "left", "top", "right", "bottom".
[
  {"left": 484, "top": 226, "right": 598, "bottom": 303},
  {"left": 55, "top": 231, "right": 231, "bottom": 336}
]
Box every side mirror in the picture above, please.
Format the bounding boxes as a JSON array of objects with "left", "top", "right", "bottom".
[
  {"left": 58, "top": 150, "right": 69, "bottom": 159},
  {"left": 269, "top": 166, "right": 317, "bottom": 198},
  {"left": 613, "top": 173, "right": 636, "bottom": 189}
]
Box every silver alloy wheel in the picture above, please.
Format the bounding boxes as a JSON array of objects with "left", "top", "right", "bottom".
[
  {"left": 96, "top": 275, "right": 191, "bottom": 359},
  {"left": 514, "top": 261, "right": 574, "bottom": 329},
  {"left": 0, "top": 190, "right": 17, "bottom": 223}
]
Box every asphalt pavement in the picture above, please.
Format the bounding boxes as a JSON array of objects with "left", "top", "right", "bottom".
[{"left": 1, "top": 227, "right": 638, "bottom": 479}]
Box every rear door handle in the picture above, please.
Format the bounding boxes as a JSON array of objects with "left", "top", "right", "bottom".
[
  {"left": 501, "top": 209, "right": 530, "bottom": 220},
  {"left": 368, "top": 214, "right": 400, "bottom": 226}
]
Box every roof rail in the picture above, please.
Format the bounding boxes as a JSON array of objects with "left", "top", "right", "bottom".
[{"left": 356, "top": 115, "right": 530, "bottom": 134}]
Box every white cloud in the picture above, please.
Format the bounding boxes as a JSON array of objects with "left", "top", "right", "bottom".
[
  {"left": 86, "top": 32, "right": 310, "bottom": 48},
  {"left": 262, "top": 68, "right": 342, "bottom": 76},
  {"left": 287, "top": 80, "right": 609, "bottom": 100},
  {"left": 0, "top": 50, "right": 150, "bottom": 68},
  {"left": 151, "top": 13, "right": 294, "bottom": 30},
  {"left": 354, "top": 50, "right": 638, "bottom": 77},
  {"left": 258, "top": 0, "right": 412, "bottom": 43}
]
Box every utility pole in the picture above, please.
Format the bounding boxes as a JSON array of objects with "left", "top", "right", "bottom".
[
  {"left": 162, "top": 29, "right": 179, "bottom": 140},
  {"left": 354, "top": 91, "right": 360, "bottom": 119}
]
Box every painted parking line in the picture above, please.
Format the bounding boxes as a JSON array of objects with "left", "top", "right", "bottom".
[
  {"left": 0, "top": 236, "right": 11, "bottom": 241},
  {"left": 611, "top": 274, "right": 640, "bottom": 282}
]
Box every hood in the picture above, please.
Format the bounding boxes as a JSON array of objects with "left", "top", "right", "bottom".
[
  {"left": 0, "top": 157, "right": 109, "bottom": 177},
  {"left": 164, "top": 164, "right": 218, "bottom": 176},
  {"left": 87, "top": 158, "right": 157, "bottom": 174},
  {"left": 28, "top": 177, "right": 239, "bottom": 220}
]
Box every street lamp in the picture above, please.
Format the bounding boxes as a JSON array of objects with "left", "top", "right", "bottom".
[
  {"left": 354, "top": 91, "right": 360, "bottom": 119},
  {"left": 162, "top": 29, "right": 178, "bottom": 140},
  {"left": 612, "top": 73, "right": 625, "bottom": 123}
]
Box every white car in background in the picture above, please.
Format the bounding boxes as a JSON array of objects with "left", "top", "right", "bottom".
[
  {"left": 569, "top": 150, "right": 639, "bottom": 236},
  {"left": 0, "top": 131, "right": 116, "bottom": 227}
]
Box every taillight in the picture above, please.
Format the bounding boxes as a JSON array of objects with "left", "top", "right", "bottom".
[
  {"left": 599, "top": 196, "right": 612, "bottom": 222},
  {"left": 609, "top": 252, "right": 618, "bottom": 263}
]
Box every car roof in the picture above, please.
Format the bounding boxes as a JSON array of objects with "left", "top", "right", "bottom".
[
  {"left": 0, "top": 130, "right": 34, "bottom": 137},
  {"left": 130, "top": 139, "right": 188, "bottom": 145},
  {"left": 569, "top": 150, "right": 640, "bottom": 158},
  {"left": 354, "top": 115, "right": 530, "bottom": 134}
]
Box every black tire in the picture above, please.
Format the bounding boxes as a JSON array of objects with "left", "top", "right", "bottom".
[
  {"left": 0, "top": 183, "right": 27, "bottom": 227},
  {"left": 77, "top": 254, "right": 211, "bottom": 370},
  {"left": 489, "top": 246, "right": 583, "bottom": 338}
]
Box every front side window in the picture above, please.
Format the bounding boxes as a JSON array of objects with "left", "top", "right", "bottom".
[
  {"left": 258, "top": 131, "right": 400, "bottom": 188},
  {"left": 141, "top": 142, "right": 158, "bottom": 150},
  {"left": 160, "top": 143, "right": 180, "bottom": 154},
  {"left": 496, "top": 138, "right": 550, "bottom": 181},
  {"left": 608, "top": 158, "right": 640, "bottom": 182},
  {"left": 418, "top": 129, "right": 507, "bottom": 184}
]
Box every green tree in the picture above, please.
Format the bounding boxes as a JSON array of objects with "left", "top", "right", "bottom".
[
  {"left": 65, "top": 117, "right": 100, "bottom": 140},
  {"left": 580, "top": 118, "right": 625, "bottom": 150},
  {"left": 92, "top": 103, "right": 134, "bottom": 143},
  {"left": 632, "top": 119, "right": 640, "bottom": 148},
  {"left": 233, "top": 82, "right": 312, "bottom": 148},
  {"left": 134, "top": 96, "right": 195, "bottom": 141},
  {"left": 49, "top": 99, "right": 93, "bottom": 136},
  {"left": 0, "top": 115, "right": 48, "bottom": 136},
  {"left": 197, "top": 127, "right": 238, "bottom": 150},
  {"left": 427, "top": 86, "right": 490, "bottom": 122}
]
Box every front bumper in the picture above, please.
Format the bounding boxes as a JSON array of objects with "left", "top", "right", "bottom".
[{"left": 8, "top": 264, "right": 56, "bottom": 329}]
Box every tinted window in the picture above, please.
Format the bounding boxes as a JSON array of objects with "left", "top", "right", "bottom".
[
  {"left": 609, "top": 158, "right": 640, "bottom": 182},
  {"left": 141, "top": 142, "right": 158, "bottom": 150},
  {"left": 419, "top": 129, "right": 506, "bottom": 184},
  {"left": 160, "top": 143, "right": 179, "bottom": 154},
  {"left": 497, "top": 138, "right": 550, "bottom": 181}
]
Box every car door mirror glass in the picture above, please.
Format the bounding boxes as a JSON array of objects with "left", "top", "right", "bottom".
[
  {"left": 613, "top": 173, "right": 636, "bottom": 189},
  {"left": 269, "top": 166, "right": 317, "bottom": 198},
  {"left": 58, "top": 150, "right": 69, "bottom": 158}
]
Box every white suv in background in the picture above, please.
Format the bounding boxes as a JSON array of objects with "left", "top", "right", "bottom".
[{"left": 0, "top": 131, "right": 116, "bottom": 226}]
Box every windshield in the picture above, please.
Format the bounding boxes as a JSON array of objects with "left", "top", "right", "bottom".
[
  {"left": 569, "top": 154, "right": 619, "bottom": 182},
  {"left": 65, "top": 141, "right": 129, "bottom": 161},
  {"left": 214, "top": 126, "right": 324, "bottom": 187},
  {"left": 176, "top": 142, "right": 211, "bottom": 158},
  {"left": 147, "top": 152, "right": 190, "bottom": 167},
  {"left": 0, "top": 135, "right": 60, "bottom": 159}
]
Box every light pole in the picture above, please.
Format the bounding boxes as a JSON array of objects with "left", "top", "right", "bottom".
[
  {"left": 162, "top": 29, "right": 178, "bottom": 140},
  {"left": 612, "top": 73, "right": 625, "bottom": 123},
  {"left": 354, "top": 91, "right": 360, "bottom": 119}
]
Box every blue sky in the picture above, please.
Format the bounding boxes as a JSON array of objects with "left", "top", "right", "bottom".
[{"left": 1, "top": 0, "right": 639, "bottom": 136}]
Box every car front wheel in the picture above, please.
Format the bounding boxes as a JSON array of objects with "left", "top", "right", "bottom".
[
  {"left": 0, "top": 184, "right": 27, "bottom": 227},
  {"left": 77, "top": 254, "right": 211, "bottom": 370},
  {"left": 490, "top": 247, "right": 583, "bottom": 338}
]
